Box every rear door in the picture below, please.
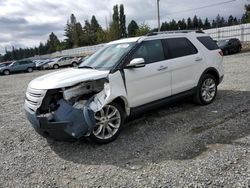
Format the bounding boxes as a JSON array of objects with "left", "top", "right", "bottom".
[
  {"left": 12, "top": 61, "right": 24, "bottom": 72},
  {"left": 163, "top": 37, "right": 204, "bottom": 95},
  {"left": 124, "top": 39, "right": 172, "bottom": 107}
]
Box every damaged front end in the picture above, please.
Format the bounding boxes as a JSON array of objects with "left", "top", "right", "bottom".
[{"left": 24, "top": 78, "right": 110, "bottom": 141}]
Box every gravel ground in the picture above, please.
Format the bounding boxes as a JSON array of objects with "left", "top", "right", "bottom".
[{"left": 0, "top": 52, "right": 250, "bottom": 187}]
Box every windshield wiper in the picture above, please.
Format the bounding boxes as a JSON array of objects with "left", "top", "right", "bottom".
[{"left": 78, "top": 65, "right": 95, "bottom": 69}]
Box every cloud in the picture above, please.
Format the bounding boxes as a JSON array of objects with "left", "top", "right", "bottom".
[{"left": 0, "top": 0, "right": 247, "bottom": 54}]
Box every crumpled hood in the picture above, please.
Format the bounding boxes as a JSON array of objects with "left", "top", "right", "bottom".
[{"left": 29, "top": 68, "right": 109, "bottom": 90}]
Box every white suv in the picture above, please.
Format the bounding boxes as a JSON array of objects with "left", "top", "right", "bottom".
[{"left": 24, "top": 31, "right": 224, "bottom": 144}]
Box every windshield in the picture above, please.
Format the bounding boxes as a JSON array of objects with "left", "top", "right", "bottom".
[
  {"left": 79, "top": 42, "right": 135, "bottom": 70},
  {"left": 217, "top": 40, "right": 228, "bottom": 46}
]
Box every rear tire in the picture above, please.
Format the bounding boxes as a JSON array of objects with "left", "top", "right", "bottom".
[
  {"left": 72, "top": 62, "right": 78, "bottom": 67},
  {"left": 3, "top": 70, "right": 10, "bottom": 75},
  {"left": 89, "top": 102, "right": 125, "bottom": 144},
  {"left": 53, "top": 64, "right": 59, "bottom": 69},
  {"left": 194, "top": 74, "right": 217, "bottom": 105}
]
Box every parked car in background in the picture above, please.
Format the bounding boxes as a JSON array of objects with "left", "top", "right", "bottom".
[
  {"left": 0, "top": 60, "right": 35, "bottom": 75},
  {"left": 36, "top": 59, "right": 53, "bottom": 70},
  {"left": 43, "top": 56, "right": 75, "bottom": 69},
  {"left": 217, "top": 38, "right": 242, "bottom": 55}
]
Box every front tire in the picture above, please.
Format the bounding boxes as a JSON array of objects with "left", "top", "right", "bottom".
[
  {"left": 89, "top": 102, "right": 125, "bottom": 144},
  {"left": 3, "top": 70, "right": 10, "bottom": 75},
  {"left": 53, "top": 64, "right": 59, "bottom": 69},
  {"left": 194, "top": 74, "right": 217, "bottom": 105}
]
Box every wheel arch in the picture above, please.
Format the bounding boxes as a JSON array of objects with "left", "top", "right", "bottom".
[
  {"left": 3, "top": 69, "right": 10, "bottom": 74},
  {"left": 111, "top": 96, "right": 130, "bottom": 116},
  {"left": 200, "top": 67, "right": 220, "bottom": 85}
]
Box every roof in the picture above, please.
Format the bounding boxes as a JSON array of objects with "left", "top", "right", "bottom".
[{"left": 107, "top": 30, "right": 208, "bottom": 45}]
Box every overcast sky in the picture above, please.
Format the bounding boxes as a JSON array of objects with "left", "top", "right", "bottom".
[{"left": 0, "top": 0, "right": 248, "bottom": 54}]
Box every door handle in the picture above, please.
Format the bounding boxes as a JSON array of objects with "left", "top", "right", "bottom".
[
  {"left": 195, "top": 57, "right": 203, "bottom": 61},
  {"left": 157, "top": 65, "right": 168, "bottom": 71}
]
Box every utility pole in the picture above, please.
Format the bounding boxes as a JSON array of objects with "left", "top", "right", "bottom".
[{"left": 157, "top": 0, "right": 160, "bottom": 32}]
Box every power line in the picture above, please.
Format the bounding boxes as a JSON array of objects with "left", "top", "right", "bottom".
[{"left": 165, "top": 0, "right": 237, "bottom": 15}]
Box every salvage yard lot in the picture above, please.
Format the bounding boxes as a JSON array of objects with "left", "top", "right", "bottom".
[{"left": 0, "top": 52, "right": 250, "bottom": 187}]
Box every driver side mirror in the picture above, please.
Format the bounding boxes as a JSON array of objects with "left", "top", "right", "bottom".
[{"left": 126, "top": 58, "right": 146, "bottom": 69}]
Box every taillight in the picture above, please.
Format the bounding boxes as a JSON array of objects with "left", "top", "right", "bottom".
[{"left": 219, "top": 51, "right": 223, "bottom": 56}]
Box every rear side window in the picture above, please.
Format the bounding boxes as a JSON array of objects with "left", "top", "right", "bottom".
[
  {"left": 197, "top": 36, "right": 219, "bottom": 50},
  {"left": 164, "top": 38, "right": 198, "bottom": 59},
  {"left": 132, "top": 40, "right": 165, "bottom": 64}
]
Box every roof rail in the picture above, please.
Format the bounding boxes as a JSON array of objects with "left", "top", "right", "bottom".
[{"left": 146, "top": 30, "right": 204, "bottom": 36}]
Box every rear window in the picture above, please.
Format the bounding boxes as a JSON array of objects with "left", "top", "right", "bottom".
[
  {"left": 164, "top": 37, "right": 198, "bottom": 59},
  {"left": 197, "top": 36, "right": 219, "bottom": 50}
]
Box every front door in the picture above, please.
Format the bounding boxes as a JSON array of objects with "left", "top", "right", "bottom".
[{"left": 124, "top": 39, "right": 172, "bottom": 108}]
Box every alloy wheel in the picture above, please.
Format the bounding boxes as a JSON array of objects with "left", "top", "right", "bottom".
[
  {"left": 201, "top": 78, "right": 216, "bottom": 102},
  {"left": 93, "top": 105, "right": 121, "bottom": 140}
]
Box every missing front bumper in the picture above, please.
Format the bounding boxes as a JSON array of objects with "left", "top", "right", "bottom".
[{"left": 24, "top": 99, "right": 95, "bottom": 141}]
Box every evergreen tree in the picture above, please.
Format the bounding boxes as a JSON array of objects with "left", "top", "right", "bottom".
[
  {"left": 47, "top": 32, "right": 61, "bottom": 53},
  {"left": 128, "top": 20, "right": 139, "bottom": 37},
  {"left": 204, "top": 18, "right": 211, "bottom": 29},
  {"left": 212, "top": 19, "right": 217, "bottom": 28},
  {"left": 193, "top": 15, "right": 199, "bottom": 29},
  {"left": 198, "top": 18, "right": 203, "bottom": 29},
  {"left": 119, "top": 4, "right": 127, "bottom": 38},
  {"left": 245, "top": 4, "right": 250, "bottom": 22},
  {"left": 64, "top": 14, "right": 82, "bottom": 48},
  {"left": 233, "top": 17, "right": 239, "bottom": 25},
  {"left": 177, "top": 19, "right": 187, "bottom": 30},
  {"left": 109, "top": 5, "right": 120, "bottom": 40},
  {"left": 228, "top": 15, "right": 234, "bottom": 26},
  {"left": 187, "top": 17, "right": 192, "bottom": 29}
]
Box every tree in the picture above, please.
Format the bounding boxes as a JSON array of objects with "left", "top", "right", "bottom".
[
  {"left": 228, "top": 15, "right": 234, "bottom": 26},
  {"left": 245, "top": 4, "right": 250, "bottom": 22},
  {"left": 135, "top": 23, "right": 151, "bottom": 36},
  {"left": 47, "top": 32, "right": 61, "bottom": 53},
  {"left": 178, "top": 19, "right": 187, "bottom": 30},
  {"left": 119, "top": 4, "right": 127, "bottom": 38},
  {"left": 233, "top": 17, "right": 239, "bottom": 25},
  {"left": 198, "top": 18, "right": 203, "bottom": 29},
  {"left": 64, "top": 14, "right": 83, "bottom": 48},
  {"left": 193, "top": 15, "right": 199, "bottom": 29},
  {"left": 187, "top": 17, "right": 192, "bottom": 29},
  {"left": 128, "top": 20, "right": 139, "bottom": 37},
  {"left": 204, "top": 18, "right": 211, "bottom": 29},
  {"left": 212, "top": 19, "right": 217, "bottom": 28},
  {"left": 90, "top": 15, "right": 101, "bottom": 33},
  {"left": 109, "top": 5, "right": 120, "bottom": 40},
  {"left": 160, "top": 22, "right": 170, "bottom": 31}
]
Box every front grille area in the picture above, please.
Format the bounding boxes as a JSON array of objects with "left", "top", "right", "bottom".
[{"left": 25, "top": 87, "right": 47, "bottom": 112}]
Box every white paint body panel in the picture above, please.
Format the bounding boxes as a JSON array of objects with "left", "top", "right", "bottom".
[
  {"left": 28, "top": 68, "right": 109, "bottom": 90},
  {"left": 124, "top": 60, "right": 171, "bottom": 107}
]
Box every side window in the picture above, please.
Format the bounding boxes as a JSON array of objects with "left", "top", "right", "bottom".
[
  {"left": 197, "top": 36, "right": 219, "bottom": 50},
  {"left": 165, "top": 38, "right": 198, "bottom": 59},
  {"left": 17, "top": 61, "right": 24, "bottom": 65},
  {"left": 132, "top": 40, "right": 165, "bottom": 64}
]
